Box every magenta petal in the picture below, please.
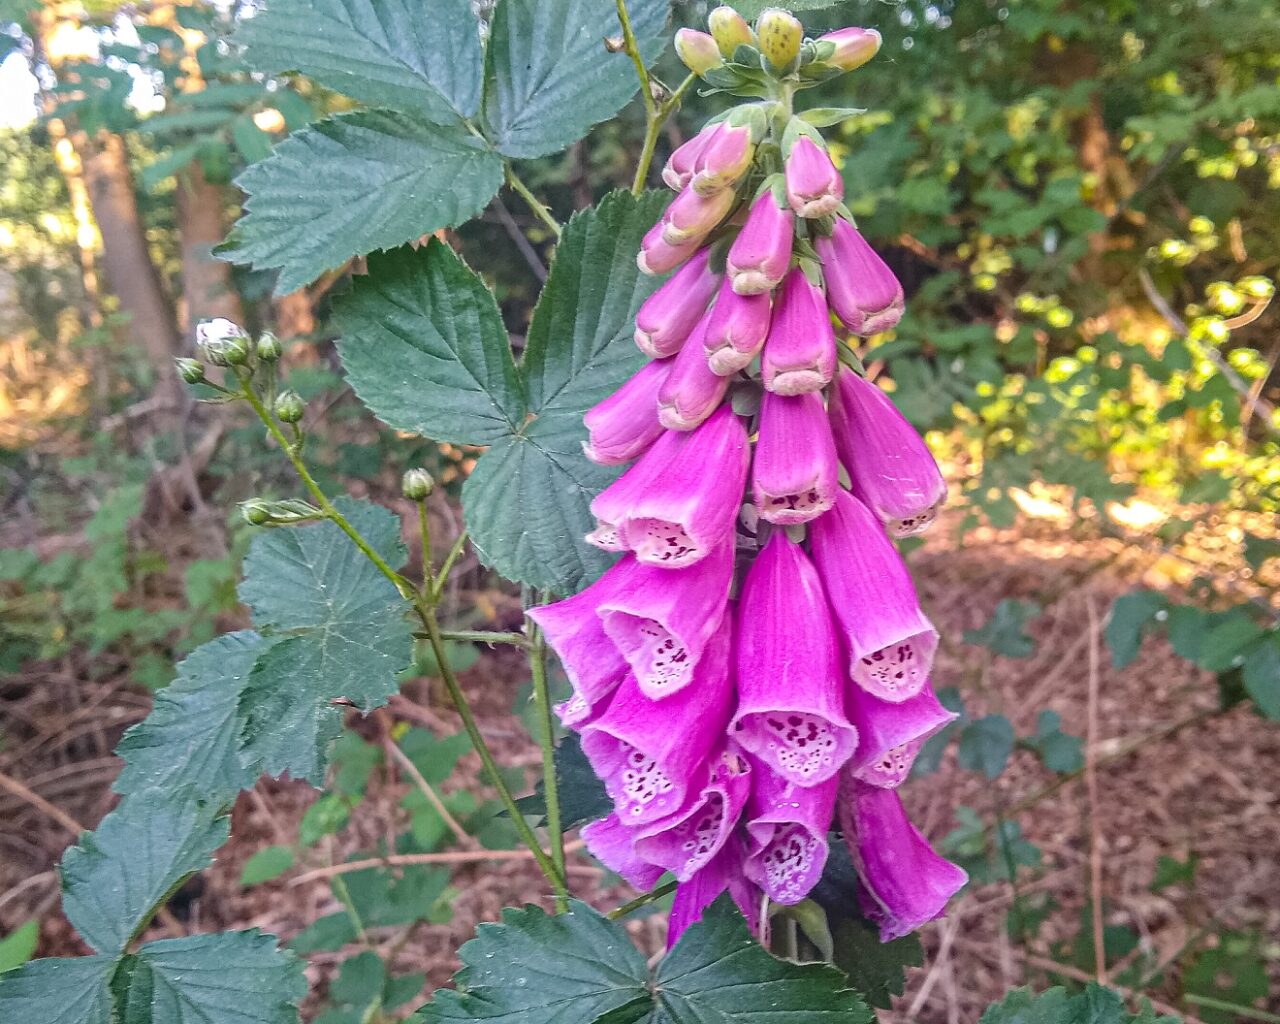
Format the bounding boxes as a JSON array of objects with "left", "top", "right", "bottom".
[
  {"left": 634, "top": 250, "right": 720, "bottom": 359},
  {"left": 634, "top": 749, "right": 752, "bottom": 881},
  {"left": 743, "top": 761, "right": 837, "bottom": 904},
  {"left": 692, "top": 122, "right": 754, "bottom": 196},
  {"left": 583, "top": 358, "right": 672, "bottom": 466},
  {"left": 639, "top": 223, "right": 699, "bottom": 275},
  {"left": 847, "top": 683, "right": 957, "bottom": 788},
  {"left": 840, "top": 780, "right": 967, "bottom": 941},
  {"left": 527, "top": 588, "right": 628, "bottom": 713},
  {"left": 657, "top": 317, "right": 731, "bottom": 430},
  {"left": 731, "top": 533, "right": 858, "bottom": 784},
  {"left": 830, "top": 368, "right": 947, "bottom": 537},
  {"left": 661, "top": 185, "right": 735, "bottom": 246},
  {"left": 582, "top": 813, "right": 665, "bottom": 890},
  {"left": 752, "top": 390, "right": 839, "bottom": 524},
  {"left": 598, "top": 545, "right": 734, "bottom": 698},
  {"left": 582, "top": 623, "right": 733, "bottom": 825},
  {"left": 591, "top": 405, "right": 748, "bottom": 568},
  {"left": 727, "top": 190, "right": 793, "bottom": 295},
  {"left": 809, "top": 491, "right": 937, "bottom": 702},
  {"left": 815, "top": 219, "right": 904, "bottom": 335},
  {"left": 785, "top": 135, "right": 843, "bottom": 219},
  {"left": 704, "top": 278, "right": 772, "bottom": 375},
  {"left": 761, "top": 268, "right": 836, "bottom": 395},
  {"left": 663, "top": 129, "right": 714, "bottom": 191},
  {"left": 667, "top": 839, "right": 761, "bottom": 949}
]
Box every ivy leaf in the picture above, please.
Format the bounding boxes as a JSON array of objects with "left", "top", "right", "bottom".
[
  {"left": 979, "top": 983, "right": 1177, "bottom": 1023},
  {"left": 221, "top": 110, "right": 502, "bottom": 295},
  {"left": 238, "top": 499, "right": 413, "bottom": 784},
  {"left": 114, "top": 631, "right": 270, "bottom": 802},
  {"left": 655, "top": 895, "right": 872, "bottom": 1022},
  {"left": 417, "top": 900, "right": 652, "bottom": 1023},
  {"left": 513, "top": 733, "right": 612, "bottom": 829},
  {"left": 482, "top": 0, "right": 669, "bottom": 158},
  {"left": 60, "top": 791, "right": 229, "bottom": 957},
  {"left": 464, "top": 189, "right": 668, "bottom": 593},
  {"left": 236, "top": 0, "right": 484, "bottom": 124},
  {"left": 1243, "top": 635, "right": 1280, "bottom": 719},
  {"left": 964, "top": 599, "right": 1040, "bottom": 658},
  {"left": 1105, "top": 590, "right": 1167, "bottom": 669},
  {"left": 0, "top": 955, "right": 117, "bottom": 1024},
  {"left": 335, "top": 240, "right": 525, "bottom": 446},
  {"left": 957, "top": 714, "right": 1016, "bottom": 779}
]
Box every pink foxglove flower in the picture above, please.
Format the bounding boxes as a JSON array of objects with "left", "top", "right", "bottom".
[
  {"left": 809, "top": 491, "right": 937, "bottom": 702},
  {"left": 597, "top": 544, "right": 734, "bottom": 699},
  {"left": 639, "top": 222, "right": 699, "bottom": 275},
  {"left": 829, "top": 368, "right": 947, "bottom": 536},
  {"left": 815, "top": 218, "right": 904, "bottom": 335},
  {"left": 761, "top": 267, "right": 836, "bottom": 395},
  {"left": 703, "top": 278, "right": 771, "bottom": 375},
  {"left": 583, "top": 358, "right": 672, "bottom": 466},
  {"left": 692, "top": 121, "right": 755, "bottom": 196},
  {"left": 846, "top": 683, "right": 957, "bottom": 789},
  {"left": 661, "top": 185, "right": 736, "bottom": 247},
  {"left": 634, "top": 249, "right": 720, "bottom": 358},
  {"left": 634, "top": 749, "right": 752, "bottom": 881},
  {"left": 841, "top": 780, "right": 967, "bottom": 941},
  {"left": 589, "top": 404, "right": 748, "bottom": 568},
  {"left": 744, "top": 764, "right": 838, "bottom": 905},
  {"left": 817, "top": 26, "right": 881, "bottom": 72},
  {"left": 581, "top": 813, "right": 665, "bottom": 890},
  {"left": 667, "top": 840, "right": 761, "bottom": 949},
  {"left": 658, "top": 317, "right": 731, "bottom": 430},
  {"left": 731, "top": 533, "right": 857, "bottom": 784},
  {"left": 582, "top": 620, "right": 733, "bottom": 825},
  {"left": 784, "top": 135, "right": 843, "bottom": 219},
  {"left": 664, "top": 129, "right": 715, "bottom": 191},
  {"left": 752, "top": 390, "right": 839, "bottom": 524},
  {"left": 726, "top": 190, "right": 793, "bottom": 295},
  {"left": 527, "top": 591, "right": 629, "bottom": 727}
]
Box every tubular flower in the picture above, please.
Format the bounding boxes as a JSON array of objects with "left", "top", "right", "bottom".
[
  {"left": 761, "top": 267, "right": 836, "bottom": 395},
  {"left": 817, "top": 26, "right": 882, "bottom": 72},
  {"left": 581, "top": 814, "right": 665, "bottom": 891},
  {"left": 526, "top": 591, "right": 628, "bottom": 727},
  {"left": 703, "top": 278, "right": 772, "bottom": 375},
  {"left": 663, "top": 128, "right": 716, "bottom": 191},
  {"left": 639, "top": 221, "right": 700, "bottom": 275},
  {"left": 752, "top": 390, "right": 839, "bottom": 524},
  {"left": 846, "top": 683, "right": 957, "bottom": 789},
  {"left": 727, "top": 189, "right": 793, "bottom": 295},
  {"left": 692, "top": 121, "right": 756, "bottom": 196},
  {"left": 829, "top": 367, "right": 947, "bottom": 536},
  {"left": 634, "top": 249, "right": 720, "bottom": 358},
  {"left": 784, "top": 135, "right": 843, "bottom": 219},
  {"left": 661, "top": 185, "right": 737, "bottom": 247},
  {"left": 582, "top": 358, "right": 672, "bottom": 466},
  {"left": 743, "top": 761, "right": 838, "bottom": 905},
  {"left": 815, "top": 217, "right": 904, "bottom": 335},
  {"left": 667, "top": 840, "right": 761, "bottom": 949},
  {"left": 657, "top": 317, "right": 732, "bottom": 430}
]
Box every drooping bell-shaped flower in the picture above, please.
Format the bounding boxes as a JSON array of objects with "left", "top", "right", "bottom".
[
  {"left": 663, "top": 128, "right": 715, "bottom": 191},
  {"left": 658, "top": 317, "right": 731, "bottom": 430},
  {"left": 846, "top": 683, "right": 957, "bottom": 789},
  {"left": 639, "top": 221, "right": 699, "bottom": 275},
  {"left": 726, "top": 189, "right": 793, "bottom": 295},
  {"left": 752, "top": 390, "right": 839, "bottom": 524},
  {"left": 634, "top": 249, "right": 719, "bottom": 359},
  {"left": 784, "top": 135, "right": 843, "bottom": 219},
  {"left": 667, "top": 840, "right": 761, "bottom": 949},
  {"left": 840, "top": 779, "right": 967, "bottom": 941},
  {"left": 761, "top": 267, "right": 836, "bottom": 395},
  {"left": 589, "top": 404, "right": 748, "bottom": 568},
  {"left": 829, "top": 368, "right": 947, "bottom": 537},
  {"left": 661, "top": 185, "right": 736, "bottom": 247},
  {"left": 815, "top": 218, "right": 904, "bottom": 335},
  {"left": 634, "top": 749, "right": 751, "bottom": 881},
  {"left": 743, "top": 761, "right": 837, "bottom": 905},
  {"left": 597, "top": 544, "right": 735, "bottom": 699},
  {"left": 809, "top": 491, "right": 937, "bottom": 703},
  {"left": 703, "top": 278, "right": 771, "bottom": 375},
  {"left": 582, "top": 620, "right": 733, "bottom": 825},
  {"left": 816, "top": 26, "right": 881, "bottom": 72},
  {"left": 527, "top": 589, "right": 629, "bottom": 726},
  {"left": 731, "top": 533, "right": 858, "bottom": 784},
  {"left": 692, "top": 121, "right": 755, "bottom": 196},
  {"left": 583, "top": 358, "right": 672, "bottom": 466},
  {"left": 581, "top": 813, "right": 665, "bottom": 891}
]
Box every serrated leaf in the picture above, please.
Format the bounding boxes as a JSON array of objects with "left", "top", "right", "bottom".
[
  {"left": 0, "top": 955, "right": 117, "bottom": 1024},
  {"left": 238, "top": 499, "right": 413, "bottom": 784},
  {"left": 290, "top": 912, "right": 357, "bottom": 954},
  {"left": 829, "top": 917, "right": 923, "bottom": 1010},
  {"left": 1105, "top": 590, "right": 1167, "bottom": 669},
  {"left": 114, "top": 631, "right": 270, "bottom": 802},
  {"left": 482, "top": 0, "right": 669, "bottom": 158},
  {"left": 964, "top": 598, "right": 1040, "bottom": 658},
  {"left": 730, "top": 0, "right": 844, "bottom": 15},
  {"left": 958, "top": 714, "right": 1015, "bottom": 779},
  {"left": 1028, "top": 710, "right": 1084, "bottom": 774},
  {"left": 1243, "top": 635, "right": 1280, "bottom": 719},
  {"left": 335, "top": 241, "right": 524, "bottom": 446},
  {"left": 60, "top": 792, "right": 230, "bottom": 957},
  {"left": 979, "top": 983, "right": 1177, "bottom": 1023},
  {"left": 223, "top": 110, "right": 503, "bottom": 295},
  {"left": 236, "top": 0, "right": 483, "bottom": 124},
  {"left": 463, "top": 189, "right": 668, "bottom": 593},
  {"left": 1196, "top": 613, "right": 1267, "bottom": 673},
  {"left": 417, "top": 900, "right": 651, "bottom": 1023}
]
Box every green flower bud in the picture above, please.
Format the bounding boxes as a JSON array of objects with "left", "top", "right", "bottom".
[
  {"left": 240, "top": 497, "right": 326, "bottom": 527},
  {"left": 175, "top": 357, "right": 206, "bottom": 384},
  {"left": 756, "top": 8, "right": 803, "bottom": 70},
  {"left": 256, "top": 331, "right": 283, "bottom": 362},
  {"left": 275, "top": 389, "right": 305, "bottom": 424},
  {"left": 241, "top": 499, "right": 273, "bottom": 526},
  {"left": 675, "top": 28, "right": 722, "bottom": 76},
  {"left": 708, "top": 6, "right": 754, "bottom": 56},
  {"left": 402, "top": 468, "right": 435, "bottom": 501},
  {"left": 196, "top": 317, "right": 250, "bottom": 366}
]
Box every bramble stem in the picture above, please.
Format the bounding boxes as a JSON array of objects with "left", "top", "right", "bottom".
[
  {"left": 431, "top": 530, "right": 470, "bottom": 603},
  {"left": 505, "top": 164, "right": 562, "bottom": 238},
  {"left": 527, "top": 615, "right": 568, "bottom": 912},
  {"left": 631, "top": 73, "right": 697, "bottom": 194},
  {"left": 435, "top": 629, "right": 530, "bottom": 647},
  {"left": 416, "top": 500, "right": 434, "bottom": 592},
  {"left": 608, "top": 880, "right": 678, "bottom": 919}
]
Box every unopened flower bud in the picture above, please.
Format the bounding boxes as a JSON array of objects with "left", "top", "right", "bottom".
[
  {"left": 816, "top": 26, "right": 881, "bottom": 72},
  {"left": 661, "top": 184, "right": 736, "bottom": 246},
  {"left": 241, "top": 499, "right": 273, "bottom": 526},
  {"left": 196, "top": 317, "right": 250, "bottom": 366},
  {"left": 274, "top": 389, "right": 305, "bottom": 424},
  {"left": 638, "top": 221, "right": 700, "bottom": 275},
  {"left": 402, "top": 468, "right": 434, "bottom": 501},
  {"left": 664, "top": 128, "right": 716, "bottom": 191},
  {"left": 756, "top": 8, "right": 803, "bottom": 70},
  {"left": 175, "top": 357, "right": 206, "bottom": 385},
  {"left": 691, "top": 121, "right": 756, "bottom": 197},
  {"left": 784, "top": 134, "right": 843, "bottom": 219},
  {"left": 239, "top": 497, "right": 326, "bottom": 527},
  {"left": 815, "top": 218, "right": 904, "bottom": 335},
  {"left": 675, "top": 28, "right": 722, "bottom": 76},
  {"left": 256, "top": 331, "right": 283, "bottom": 362},
  {"left": 708, "top": 6, "right": 754, "bottom": 55},
  {"left": 726, "top": 187, "right": 794, "bottom": 295}
]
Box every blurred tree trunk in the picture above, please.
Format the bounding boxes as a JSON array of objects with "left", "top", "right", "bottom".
[
  {"left": 176, "top": 161, "right": 244, "bottom": 332},
  {"left": 274, "top": 289, "right": 316, "bottom": 339}
]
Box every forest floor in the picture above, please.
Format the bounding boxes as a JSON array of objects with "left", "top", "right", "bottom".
[{"left": 1, "top": 503, "right": 1277, "bottom": 1023}]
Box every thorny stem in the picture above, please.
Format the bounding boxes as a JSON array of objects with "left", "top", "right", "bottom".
[
  {"left": 527, "top": 614, "right": 568, "bottom": 912},
  {"left": 505, "top": 164, "right": 563, "bottom": 238},
  {"left": 608, "top": 879, "right": 679, "bottom": 920},
  {"left": 616, "top": 0, "right": 656, "bottom": 121},
  {"left": 631, "top": 73, "right": 698, "bottom": 194}
]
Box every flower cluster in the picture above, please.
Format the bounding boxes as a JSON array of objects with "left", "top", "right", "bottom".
[{"left": 533, "top": 7, "right": 966, "bottom": 947}]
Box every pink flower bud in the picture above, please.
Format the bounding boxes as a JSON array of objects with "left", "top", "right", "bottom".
[
  {"left": 658, "top": 317, "right": 731, "bottom": 430},
  {"left": 703, "top": 279, "right": 772, "bottom": 375},
  {"left": 726, "top": 189, "right": 793, "bottom": 295},
  {"left": 638, "top": 221, "right": 700, "bottom": 275},
  {"left": 743, "top": 761, "right": 838, "bottom": 905},
  {"left": 846, "top": 683, "right": 957, "bottom": 789},
  {"left": 761, "top": 268, "right": 836, "bottom": 395},
  {"left": 663, "top": 129, "right": 715, "bottom": 191},
  {"left": 661, "top": 185, "right": 735, "bottom": 246},
  {"left": 784, "top": 135, "right": 843, "bottom": 219},
  {"left": 581, "top": 813, "right": 664, "bottom": 890},
  {"left": 752, "top": 390, "right": 839, "bottom": 524},
  {"left": 634, "top": 249, "right": 720, "bottom": 358},
  {"left": 818, "top": 27, "right": 881, "bottom": 72},
  {"left": 809, "top": 491, "right": 938, "bottom": 703},
  {"left": 691, "top": 122, "right": 755, "bottom": 196},
  {"left": 829, "top": 368, "right": 947, "bottom": 536},
  {"left": 839, "top": 780, "right": 967, "bottom": 941},
  {"left": 675, "top": 28, "right": 722, "bottom": 76},
  {"left": 815, "top": 218, "right": 904, "bottom": 335},
  {"left": 582, "top": 358, "right": 672, "bottom": 465}
]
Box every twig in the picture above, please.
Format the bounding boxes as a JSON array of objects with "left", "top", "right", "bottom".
[
  {"left": 1085, "top": 596, "right": 1107, "bottom": 984},
  {"left": 0, "top": 769, "right": 85, "bottom": 839},
  {"left": 383, "top": 738, "right": 477, "bottom": 850},
  {"left": 492, "top": 196, "right": 548, "bottom": 281},
  {"left": 906, "top": 910, "right": 964, "bottom": 1017},
  {"left": 288, "top": 842, "right": 585, "bottom": 887},
  {"left": 1184, "top": 994, "right": 1280, "bottom": 1023}
]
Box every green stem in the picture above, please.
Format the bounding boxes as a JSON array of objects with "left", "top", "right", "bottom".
[
  {"left": 615, "top": 0, "right": 656, "bottom": 121},
  {"left": 505, "top": 164, "right": 562, "bottom": 238},
  {"left": 416, "top": 499, "right": 434, "bottom": 593},
  {"left": 527, "top": 616, "right": 567, "bottom": 912},
  {"left": 436, "top": 629, "right": 529, "bottom": 647},
  {"left": 431, "top": 530, "right": 470, "bottom": 603},
  {"left": 608, "top": 880, "right": 678, "bottom": 920},
  {"left": 631, "top": 73, "right": 697, "bottom": 194},
  {"left": 1184, "top": 994, "right": 1280, "bottom": 1024}
]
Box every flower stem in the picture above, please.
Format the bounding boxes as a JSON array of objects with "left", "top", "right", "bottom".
[
  {"left": 608, "top": 879, "right": 678, "bottom": 919},
  {"left": 526, "top": 615, "right": 567, "bottom": 912},
  {"left": 505, "top": 164, "right": 562, "bottom": 238},
  {"left": 631, "top": 73, "right": 698, "bottom": 194},
  {"left": 434, "top": 629, "right": 530, "bottom": 647},
  {"left": 431, "top": 530, "right": 470, "bottom": 604},
  {"left": 416, "top": 499, "right": 434, "bottom": 592},
  {"left": 615, "top": 0, "right": 656, "bottom": 121}
]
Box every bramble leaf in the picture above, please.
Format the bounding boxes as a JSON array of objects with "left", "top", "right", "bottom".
[
  {"left": 1105, "top": 590, "right": 1167, "bottom": 669},
  {"left": 957, "top": 714, "right": 1016, "bottom": 779},
  {"left": 1243, "top": 635, "right": 1280, "bottom": 719},
  {"left": 978, "top": 982, "right": 1177, "bottom": 1023},
  {"left": 514, "top": 734, "right": 612, "bottom": 829},
  {"left": 0, "top": 955, "right": 117, "bottom": 1024},
  {"left": 964, "top": 599, "right": 1040, "bottom": 659}
]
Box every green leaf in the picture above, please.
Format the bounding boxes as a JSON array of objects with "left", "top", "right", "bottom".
[
  {"left": 231, "top": 115, "right": 274, "bottom": 164},
  {"left": 1027, "top": 710, "right": 1084, "bottom": 774},
  {"left": 1105, "top": 590, "right": 1168, "bottom": 669},
  {"left": 0, "top": 955, "right": 117, "bottom": 1024},
  {"left": 482, "top": 0, "right": 669, "bottom": 158},
  {"left": 0, "top": 921, "right": 39, "bottom": 973},
  {"left": 417, "top": 900, "right": 652, "bottom": 1023},
  {"left": 240, "top": 846, "right": 296, "bottom": 886},
  {"left": 1196, "top": 613, "right": 1267, "bottom": 673},
  {"left": 463, "top": 189, "right": 667, "bottom": 592},
  {"left": 290, "top": 913, "right": 357, "bottom": 954},
  {"left": 236, "top": 0, "right": 483, "bottom": 124},
  {"left": 118, "top": 931, "right": 306, "bottom": 1024},
  {"left": 656, "top": 896, "right": 872, "bottom": 1022},
  {"left": 957, "top": 714, "right": 1015, "bottom": 779},
  {"left": 223, "top": 110, "right": 503, "bottom": 295},
  {"left": 238, "top": 499, "right": 413, "bottom": 784},
  {"left": 1242, "top": 635, "right": 1280, "bottom": 719},
  {"left": 1150, "top": 853, "right": 1198, "bottom": 892},
  {"left": 979, "top": 983, "right": 1177, "bottom": 1023},
  {"left": 114, "top": 631, "right": 270, "bottom": 802},
  {"left": 828, "top": 916, "right": 923, "bottom": 1011},
  {"left": 60, "top": 792, "right": 229, "bottom": 957},
  {"left": 513, "top": 733, "right": 611, "bottom": 829},
  {"left": 1243, "top": 533, "right": 1280, "bottom": 570},
  {"left": 964, "top": 598, "right": 1040, "bottom": 658},
  {"left": 335, "top": 240, "right": 524, "bottom": 446}
]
